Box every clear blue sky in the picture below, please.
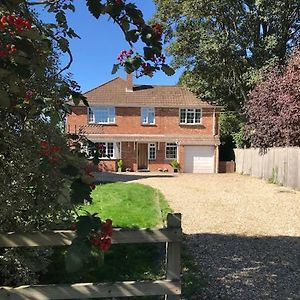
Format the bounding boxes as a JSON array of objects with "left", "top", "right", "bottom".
[{"left": 38, "top": 1, "right": 182, "bottom": 92}]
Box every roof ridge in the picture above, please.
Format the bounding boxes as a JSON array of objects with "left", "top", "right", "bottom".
[{"left": 84, "top": 77, "right": 126, "bottom": 95}]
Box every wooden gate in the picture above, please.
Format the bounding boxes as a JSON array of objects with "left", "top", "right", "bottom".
[{"left": 0, "top": 213, "right": 182, "bottom": 300}]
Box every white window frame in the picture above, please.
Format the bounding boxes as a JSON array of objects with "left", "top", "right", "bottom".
[
  {"left": 88, "top": 106, "right": 115, "bottom": 124},
  {"left": 165, "top": 143, "right": 177, "bottom": 160},
  {"left": 141, "top": 107, "right": 155, "bottom": 125},
  {"left": 179, "top": 108, "right": 202, "bottom": 125},
  {"left": 148, "top": 143, "right": 156, "bottom": 160},
  {"left": 96, "top": 142, "right": 116, "bottom": 159}
]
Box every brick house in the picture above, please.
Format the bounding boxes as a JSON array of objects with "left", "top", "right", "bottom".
[{"left": 66, "top": 75, "right": 221, "bottom": 173}]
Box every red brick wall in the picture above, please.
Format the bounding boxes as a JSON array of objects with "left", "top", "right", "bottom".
[
  {"left": 97, "top": 160, "right": 116, "bottom": 172},
  {"left": 66, "top": 107, "right": 87, "bottom": 133},
  {"left": 66, "top": 107, "right": 215, "bottom": 135}
]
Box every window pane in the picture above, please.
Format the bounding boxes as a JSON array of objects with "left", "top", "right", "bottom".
[
  {"left": 195, "top": 109, "right": 201, "bottom": 123},
  {"left": 107, "top": 143, "right": 114, "bottom": 158},
  {"left": 89, "top": 108, "right": 95, "bottom": 123},
  {"left": 97, "top": 142, "right": 106, "bottom": 158},
  {"left": 186, "top": 109, "right": 194, "bottom": 123},
  {"left": 93, "top": 107, "right": 115, "bottom": 123},
  {"left": 141, "top": 108, "right": 155, "bottom": 124},
  {"left": 108, "top": 107, "right": 115, "bottom": 123},
  {"left": 166, "top": 143, "right": 177, "bottom": 159},
  {"left": 141, "top": 108, "right": 148, "bottom": 123},
  {"left": 148, "top": 112, "right": 155, "bottom": 124},
  {"left": 180, "top": 109, "right": 186, "bottom": 123},
  {"left": 149, "top": 143, "right": 156, "bottom": 160}
]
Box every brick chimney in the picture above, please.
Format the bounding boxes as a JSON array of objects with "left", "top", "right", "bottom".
[{"left": 126, "top": 73, "right": 133, "bottom": 92}]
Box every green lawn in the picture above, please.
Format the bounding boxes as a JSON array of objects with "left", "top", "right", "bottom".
[
  {"left": 42, "top": 182, "right": 201, "bottom": 299},
  {"left": 42, "top": 182, "right": 171, "bottom": 300},
  {"left": 79, "top": 182, "right": 168, "bottom": 228}
]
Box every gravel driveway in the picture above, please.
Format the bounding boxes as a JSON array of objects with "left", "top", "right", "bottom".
[{"left": 131, "top": 173, "right": 300, "bottom": 299}]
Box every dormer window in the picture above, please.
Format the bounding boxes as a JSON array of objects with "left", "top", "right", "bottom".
[
  {"left": 88, "top": 107, "right": 115, "bottom": 124},
  {"left": 141, "top": 107, "right": 155, "bottom": 125},
  {"left": 180, "top": 108, "right": 202, "bottom": 124}
]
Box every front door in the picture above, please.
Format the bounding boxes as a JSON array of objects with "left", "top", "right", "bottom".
[{"left": 138, "top": 143, "right": 148, "bottom": 170}]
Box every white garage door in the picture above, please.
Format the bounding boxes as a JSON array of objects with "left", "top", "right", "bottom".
[{"left": 184, "top": 146, "right": 215, "bottom": 173}]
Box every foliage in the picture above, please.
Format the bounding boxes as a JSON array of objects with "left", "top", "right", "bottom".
[
  {"left": 219, "top": 112, "right": 250, "bottom": 156},
  {"left": 245, "top": 46, "right": 300, "bottom": 148},
  {"left": 0, "top": 0, "right": 173, "bottom": 286},
  {"left": 154, "top": 0, "right": 300, "bottom": 110},
  {"left": 117, "top": 159, "right": 123, "bottom": 170},
  {"left": 170, "top": 160, "right": 180, "bottom": 170}
]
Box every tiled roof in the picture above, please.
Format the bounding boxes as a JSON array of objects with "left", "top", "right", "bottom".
[{"left": 83, "top": 77, "right": 217, "bottom": 108}]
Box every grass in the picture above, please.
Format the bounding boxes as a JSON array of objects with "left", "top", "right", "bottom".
[
  {"left": 79, "top": 182, "right": 168, "bottom": 228},
  {"left": 42, "top": 182, "right": 171, "bottom": 300}
]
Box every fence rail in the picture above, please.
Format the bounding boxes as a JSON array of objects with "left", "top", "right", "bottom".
[
  {"left": 0, "top": 213, "right": 182, "bottom": 300},
  {"left": 234, "top": 147, "right": 300, "bottom": 189}
]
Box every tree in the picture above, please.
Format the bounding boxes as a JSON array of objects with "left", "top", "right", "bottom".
[
  {"left": 0, "top": 0, "right": 173, "bottom": 285},
  {"left": 245, "top": 46, "right": 300, "bottom": 149},
  {"left": 154, "top": 0, "right": 300, "bottom": 110}
]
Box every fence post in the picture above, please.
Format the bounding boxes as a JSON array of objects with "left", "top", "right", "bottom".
[{"left": 165, "top": 213, "right": 181, "bottom": 300}]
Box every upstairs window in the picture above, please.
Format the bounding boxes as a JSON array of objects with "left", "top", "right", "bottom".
[
  {"left": 180, "top": 108, "right": 202, "bottom": 124},
  {"left": 89, "top": 107, "right": 115, "bottom": 124},
  {"left": 141, "top": 107, "right": 155, "bottom": 125}
]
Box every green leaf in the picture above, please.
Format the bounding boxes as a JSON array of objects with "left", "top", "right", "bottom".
[
  {"left": 162, "top": 64, "right": 175, "bottom": 76},
  {"left": 62, "top": 103, "right": 73, "bottom": 113},
  {"left": 65, "top": 241, "right": 89, "bottom": 273},
  {"left": 61, "top": 164, "right": 79, "bottom": 176},
  {"left": 143, "top": 47, "right": 154, "bottom": 60},
  {"left": 126, "top": 30, "right": 139, "bottom": 43},
  {"left": 121, "top": 18, "right": 130, "bottom": 32},
  {"left": 70, "top": 178, "right": 92, "bottom": 205},
  {"left": 86, "top": 0, "right": 104, "bottom": 19},
  {"left": 0, "top": 90, "right": 10, "bottom": 108},
  {"left": 124, "top": 62, "right": 135, "bottom": 74},
  {"left": 55, "top": 11, "right": 67, "bottom": 28},
  {"left": 0, "top": 68, "right": 11, "bottom": 79},
  {"left": 132, "top": 57, "right": 142, "bottom": 70},
  {"left": 58, "top": 38, "right": 69, "bottom": 53},
  {"left": 81, "top": 95, "right": 89, "bottom": 107},
  {"left": 112, "top": 63, "right": 120, "bottom": 75}
]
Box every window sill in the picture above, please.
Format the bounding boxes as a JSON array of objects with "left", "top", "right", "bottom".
[
  {"left": 141, "top": 124, "right": 156, "bottom": 126},
  {"left": 179, "top": 123, "right": 202, "bottom": 126},
  {"left": 88, "top": 123, "right": 117, "bottom": 126}
]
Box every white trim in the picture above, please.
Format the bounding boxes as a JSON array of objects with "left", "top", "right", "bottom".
[
  {"left": 88, "top": 106, "right": 116, "bottom": 124},
  {"left": 96, "top": 142, "right": 116, "bottom": 159},
  {"left": 141, "top": 107, "right": 155, "bottom": 125},
  {"left": 179, "top": 108, "right": 202, "bottom": 125},
  {"left": 165, "top": 143, "right": 178, "bottom": 160},
  {"left": 148, "top": 143, "right": 156, "bottom": 160}
]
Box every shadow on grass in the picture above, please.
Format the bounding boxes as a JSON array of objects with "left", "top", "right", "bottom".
[
  {"left": 183, "top": 233, "right": 300, "bottom": 300},
  {"left": 93, "top": 172, "right": 174, "bottom": 184}
]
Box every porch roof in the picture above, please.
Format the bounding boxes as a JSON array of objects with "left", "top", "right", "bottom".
[{"left": 87, "top": 134, "right": 220, "bottom": 145}]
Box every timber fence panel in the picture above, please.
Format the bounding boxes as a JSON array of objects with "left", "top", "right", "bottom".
[
  {"left": 0, "top": 213, "right": 182, "bottom": 299},
  {"left": 234, "top": 147, "right": 300, "bottom": 190},
  {"left": 165, "top": 214, "right": 181, "bottom": 300}
]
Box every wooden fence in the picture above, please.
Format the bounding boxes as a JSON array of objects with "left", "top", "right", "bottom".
[
  {"left": 0, "top": 213, "right": 182, "bottom": 300},
  {"left": 234, "top": 147, "right": 300, "bottom": 189},
  {"left": 218, "top": 161, "right": 235, "bottom": 173}
]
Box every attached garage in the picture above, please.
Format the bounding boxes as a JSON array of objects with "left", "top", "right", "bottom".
[{"left": 184, "top": 146, "right": 215, "bottom": 173}]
